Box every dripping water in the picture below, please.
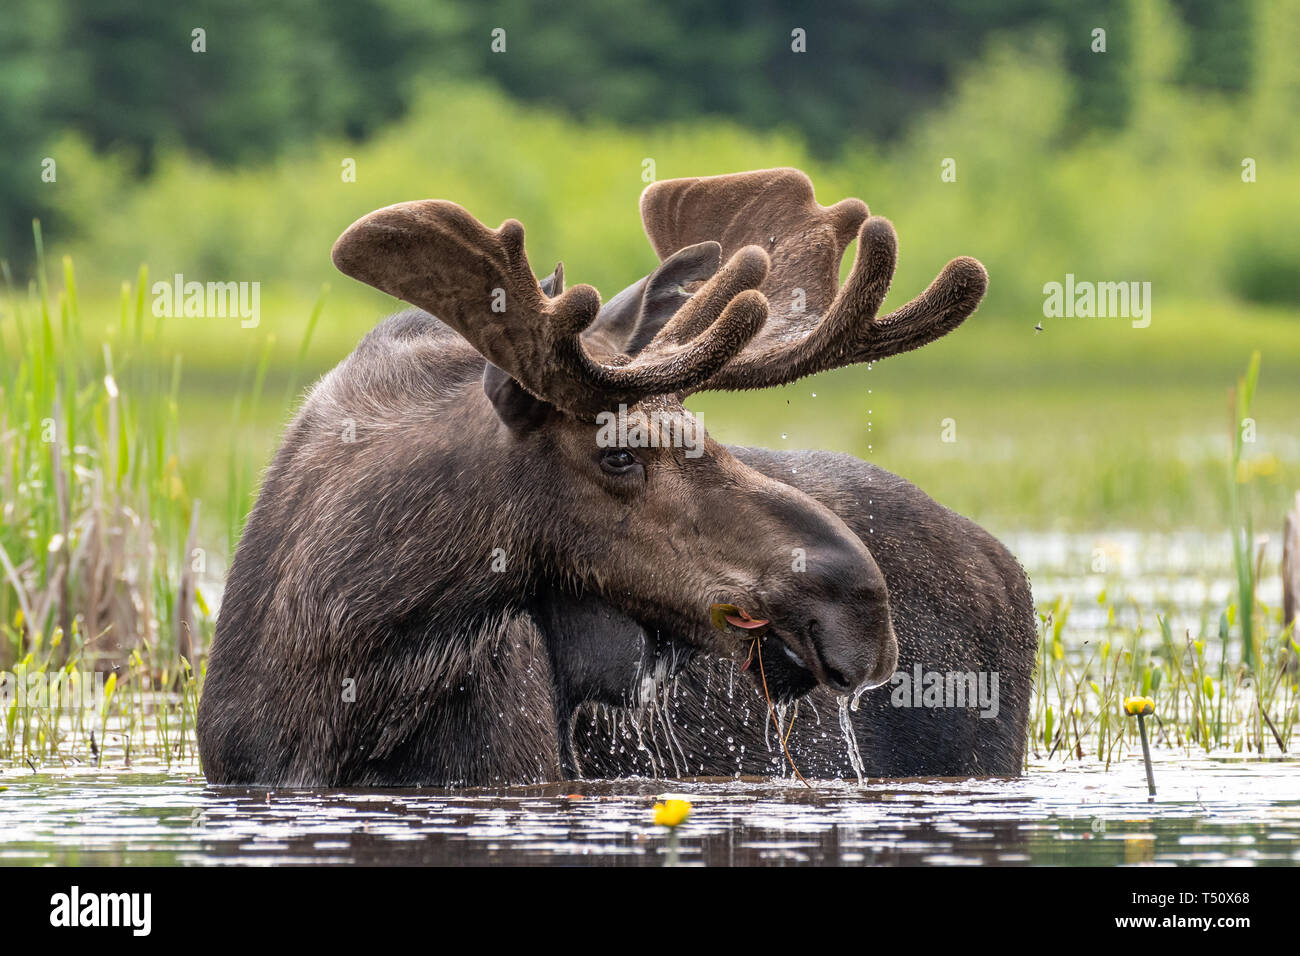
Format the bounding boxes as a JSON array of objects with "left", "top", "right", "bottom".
[{"left": 837, "top": 695, "right": 866, "bottom": 785}]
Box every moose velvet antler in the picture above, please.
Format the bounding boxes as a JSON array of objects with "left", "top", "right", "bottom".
[
  {"left": 331, "top": 199, "right": 771, "bottom": 417},
  {"left": 638, "top": 167, "right": 988, "bottom": 392}
]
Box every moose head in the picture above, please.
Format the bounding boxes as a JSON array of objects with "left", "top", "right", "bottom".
[{"left": 328, "top": 169, "right": 985, "bottom": 702}]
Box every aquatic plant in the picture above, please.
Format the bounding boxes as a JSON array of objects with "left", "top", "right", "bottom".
[
  {"left": 0, "top": 230, "right": 319, "bottom": 768},
  {"left": 653, "top": 799, "right": 691, "bottom": 827}
]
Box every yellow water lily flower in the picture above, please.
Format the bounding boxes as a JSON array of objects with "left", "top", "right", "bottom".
[
  {"left": 653, "top": 799, "right": 691, "bottom": 827},
  {"left": 1123, "top": 696, "right": 1155, "bottom": 716}
]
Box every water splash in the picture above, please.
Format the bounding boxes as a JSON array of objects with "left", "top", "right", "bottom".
[{"left": 838, "top": 695, "right": 866, "bottom": 785}]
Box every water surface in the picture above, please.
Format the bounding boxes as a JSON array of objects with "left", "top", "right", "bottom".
[{"left": 2, "top": 755, "right": 1296, "bottom": 866}]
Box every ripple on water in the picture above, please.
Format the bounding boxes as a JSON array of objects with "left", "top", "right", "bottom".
[{"left": 1, "top": 755, "right": 1297, "bottom": 866}]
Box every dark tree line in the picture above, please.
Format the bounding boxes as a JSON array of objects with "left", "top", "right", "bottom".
[{"left": 0, "top": 0, "right": 1256, "bottom": 266}]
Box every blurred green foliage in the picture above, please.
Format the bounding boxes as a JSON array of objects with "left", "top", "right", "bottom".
[
  {"left": 0, "top": 0, "right": 1273, "bottom": 266},
  {"left": 34, "top": 2, "right": 1300, "bottom": 317},
  {"left": 1173, "top": 0, "right": 1257, "bottom": 91}
]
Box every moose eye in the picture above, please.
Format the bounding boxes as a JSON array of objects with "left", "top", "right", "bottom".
[{"left": 599, "top": 448, "right": 640, "bottom": 476}]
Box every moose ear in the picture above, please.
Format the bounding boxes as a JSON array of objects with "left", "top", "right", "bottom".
[
  {"left": 584, "top": 241, "right": 723, "bottom": 357},
  {"left": 484, "top": 262, "right": 565, "bottom": 433},
  {"left": 626, "top": 241, "right": 722, "bottom": 353},
  {"left": 483, "top": 362, "right": 551, "bottom": 434},
  {"left": 538, "top": 261, "right": 564, "bottom": 297}
]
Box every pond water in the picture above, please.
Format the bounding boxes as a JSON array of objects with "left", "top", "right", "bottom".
[{"left": 2, "top": 754, "right": 1297, "bottom": 866}]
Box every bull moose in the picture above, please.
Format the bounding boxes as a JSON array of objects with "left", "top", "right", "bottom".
[{"left": 197, "top": 168, "right": 1035, "bottom": 786}]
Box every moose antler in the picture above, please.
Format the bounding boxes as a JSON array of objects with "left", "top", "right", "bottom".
[
  {"left": 332, "top": 200, "right": 771, "bottom": 417},
  {"left": 639, "top": 168, "right": 988, "bottom": 392}
]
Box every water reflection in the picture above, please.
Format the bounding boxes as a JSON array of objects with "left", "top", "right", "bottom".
[{"left": 2, "top": 755, "right": 1296, "bottom": 866}]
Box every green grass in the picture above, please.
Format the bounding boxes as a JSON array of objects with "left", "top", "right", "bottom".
[
  {"left": 1029, "top": 594, "right": 1298, "bottom": 767},
  {"left": 1023, "top": 352, "right": 1298, "bottom": 767},
  {"left": 2, "top": 628, "right": 201, "bottom": 769},
  {"left": 0, "top": 242, "right": 216, "bottom": 765}
]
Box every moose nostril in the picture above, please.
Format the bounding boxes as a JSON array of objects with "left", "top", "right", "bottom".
[
  {"left": 806, "top": 618, "right": 852, "bottom": 690},
  {"left": 805, "top": 616, "right": 870, "bottom": 691}
]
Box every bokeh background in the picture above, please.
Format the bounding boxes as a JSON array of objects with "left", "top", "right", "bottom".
[{"left": 2, "top": 0, "right": 1298, "bottom": 604}]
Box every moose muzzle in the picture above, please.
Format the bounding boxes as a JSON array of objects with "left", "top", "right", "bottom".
[{"left": 760, "top": 562, "right": 898, "bottom": 694}]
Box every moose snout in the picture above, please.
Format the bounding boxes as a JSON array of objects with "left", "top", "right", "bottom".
[
  {"left": 761, "top": 540, "right": 898, "bottom": 694},
  {"left": 724, "top": 473, "right": 899, "bottom": 694},
  {"left": 796, "top": 597, "right": 898, "bottom": 693}
]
